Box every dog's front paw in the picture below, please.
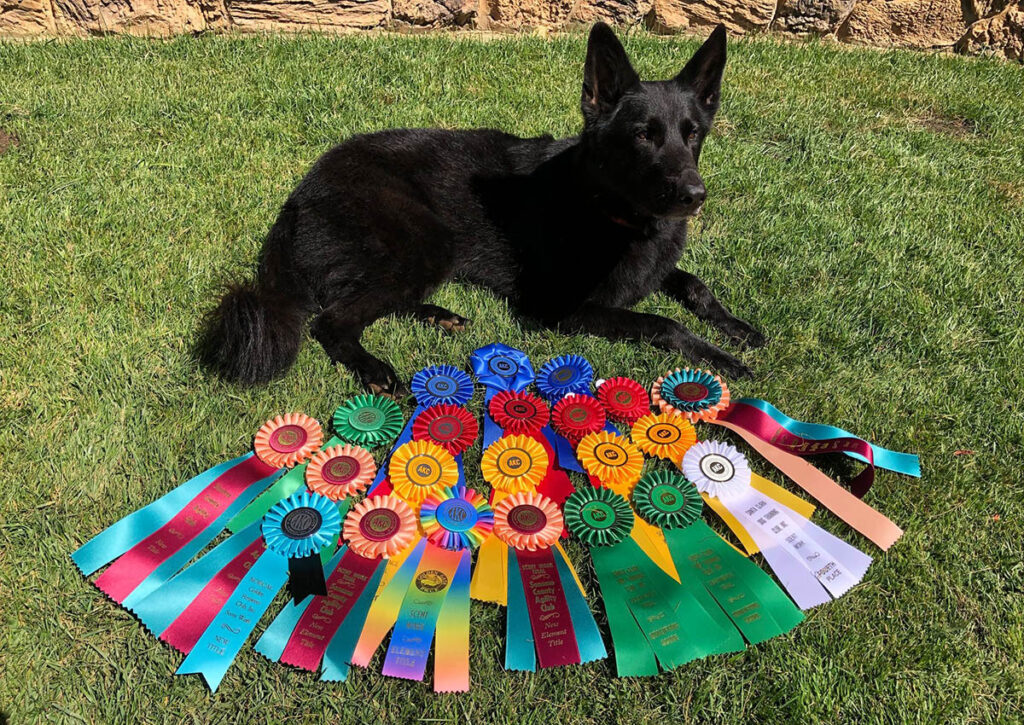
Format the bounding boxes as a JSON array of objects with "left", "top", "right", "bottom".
[
  {"left": 705, "top": 351, "right": 753, "bottom": 380},
  {"left": 723, "top": 317, "right": 767, "bottom": 349},
  {"left": 353, "top": 359, "right": 408, "bottom": 399}
]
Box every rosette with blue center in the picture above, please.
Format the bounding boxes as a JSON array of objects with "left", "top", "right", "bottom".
[
  {"left": 535, "top": 354, "right": 594, "bottom": 402},
  {"left": 470, "top": 343, "right": 534, "bottom": 392},
  {"left": 420, "top": 484, "right": 494, "bottom": 551},
  {"left": 262, "top": 490, "right": 343, "bottom": 602},
  {"left": 411, "top": 364, "right": 475, "bottom": 407}
]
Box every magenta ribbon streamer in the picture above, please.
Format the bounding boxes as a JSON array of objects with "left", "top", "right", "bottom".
[{"left": 93, "top": 454, "right": 279, "bottom": 605}]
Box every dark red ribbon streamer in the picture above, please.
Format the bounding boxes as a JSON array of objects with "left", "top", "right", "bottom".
[{"left": 517, "top": 548, "right": 580, "bottom": 668}]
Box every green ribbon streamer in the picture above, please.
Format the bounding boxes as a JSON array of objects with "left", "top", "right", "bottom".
[
  {"left": 227, "top": 435, "right": 344, "bottom": 533},
  {"left": 591, "top": 537, "right": 698, "bottom": 672},
  {"left": 665, "top": 520, "right": 803, "bottom": 644}
]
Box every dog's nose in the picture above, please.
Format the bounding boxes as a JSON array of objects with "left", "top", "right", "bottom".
[{"left": 680, "top": 182, "right": 706, "bottom": 210}]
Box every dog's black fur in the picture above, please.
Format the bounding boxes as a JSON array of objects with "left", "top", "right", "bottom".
[{"left": 199, "top": 23, "right": 765, "bottom": 394}]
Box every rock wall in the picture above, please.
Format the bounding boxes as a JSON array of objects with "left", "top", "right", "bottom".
[{"left": 1, "top": 0, "right": 1020, "bottom": 60}]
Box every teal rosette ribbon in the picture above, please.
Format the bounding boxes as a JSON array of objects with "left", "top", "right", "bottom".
[
  {"left": 263, "top": 490, "right": 342, "bottom": 603},
  {"left": 654, "top": 368, "right": 726, "bottom": 417},
  {"left": 536, "top": 354, "right": 594, "bottom": 402}
]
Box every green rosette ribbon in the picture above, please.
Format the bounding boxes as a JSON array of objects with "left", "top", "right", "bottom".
[
  {"left": 632, "top": 471, "right": 804, "bottom": 645},
  {"left": 332, "top": 395, "right": 404, "bottom": 448},
  {"left": 564, "top": 486, "right": 708, "bottom": 676}
]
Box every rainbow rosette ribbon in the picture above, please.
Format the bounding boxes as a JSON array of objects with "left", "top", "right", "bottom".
[
  {"left": 651, "top": 368, "right": 730, "bottom": 423},
  {"left": 420, "top": 485, "right": 494, "bottom": 551},
  {"left": 536, "top": 354, "right": 594, "bottom": 402},
  {"left": 683, "top": 440, "right": 872, "bottom": 610},
  {"left": 631, "top": 471, "right": 803, "bottom": 645}
]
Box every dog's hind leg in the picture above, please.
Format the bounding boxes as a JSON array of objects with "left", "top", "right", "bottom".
[
  {"left": 311, "top": 294, "right": 407, "bottom": 396},
  {"left": 413, "top": 304, "right": 471, "bottom": 332}
]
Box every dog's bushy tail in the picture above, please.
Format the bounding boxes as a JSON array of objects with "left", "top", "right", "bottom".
[{"left": 198, "top": 206, "right": 308, "bottom": 385}]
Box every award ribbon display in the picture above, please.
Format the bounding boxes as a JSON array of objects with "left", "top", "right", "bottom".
[
  {"left": 470, "top": 343, "right": 535, "bottom": 448},
  {"left": 575, "top": 430, "right": 679, "bottom": 582},
  {"left": 632, "top": 471, "right": 804, "bottom": 644},
  {"left": 683, "top": 440, "right": 873, "bottom": 610},
  {"left": 228, "top": 403, "right": 395, "bottom": 533},
  {"left": 368, "top": 365, "right": 474, "bottom": 496},
  {"left": 564, "top": 487, "right": 733, "bottom": 676},
  {"left": 709, "top": 397, "right": 911, "bottom": 549},
  {"left": 490, "top": 390, "right": 574, "bottom": 512},
  {"left": 71, "top": 413, "right": 324, "bottom": 607},
  {"left": 493, "top": 492, "right": 606, "bottom": 671},
  {"left": 380, "top": 486, "right": 491, "bottom": 692},
  {"left": 253, "top": 494, "right": 418, "bottom": 680},
  {"left": 174, "top": 490, "right": 341, "bottom": 691}
]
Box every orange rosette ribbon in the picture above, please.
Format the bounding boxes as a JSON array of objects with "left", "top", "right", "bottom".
[
  {"left": 253, "top": 412, "right": 324, "bottom": 469},
  {"left": 576, "top": 431, "right": 644, "bottom": 496},
  {"left": 389, "top": 439, "right": 459, "bottom": 507},
  {"left": 493, "top": 492, "right": 563, "bottom": 551},
  {"left": 631, "top": 412, "right": 697, "bottom": 462},
  {"left": 480, "top": 434, "right": 548, "bottom": 494},
  {"left": 343, "top": 495, "right": 418, "bottom": 559},
  {"left": 304, "top": 444, "right": 376, "bottom": 501}
]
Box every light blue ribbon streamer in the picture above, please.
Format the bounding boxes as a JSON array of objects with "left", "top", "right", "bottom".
[
  {"left": 72, "top": 453, "right": 257, "bottom": 575},
  {"left": 176, "top": 549, "right": 289, "bottom": 692},
  {"left": 120, "top": 468, "right": 282, "bottom": 609},
  {"left": 130, "top": 522, "right": 263, "bottom": 635},
  {"left": 320, "top": 561, "right": 387, "bottom": 682},
  {"left": 734, "top": 397, "right": 921, "bottom": 477},
  {"left": 505, "top": 550, "right": 536, "bottom": 672},
  {"left": 553, "top": 547, "right": 607, "bottom": 665},
  {"left": 254, "top": 545, "right": 349, "bottom": 662}
]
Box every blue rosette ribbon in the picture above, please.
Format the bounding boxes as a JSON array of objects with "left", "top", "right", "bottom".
[
  {"left": 470, "top": 344, "right": 534, "bottom": 448},
  {"left": 368, "top": 364, "right": 475, "bottom": 495},
  {"left": 535, "top": 354, "right": 594, "bottom": 402}
]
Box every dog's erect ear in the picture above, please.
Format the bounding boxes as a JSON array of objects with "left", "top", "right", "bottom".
[
  {"left": 582, "top": 22, "right": 640, "bottom": 123},
  {"left": 675, "top": 24, "right": 727, "bottom": 110}
]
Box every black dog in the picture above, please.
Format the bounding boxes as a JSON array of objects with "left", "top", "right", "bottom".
[{"left": 200, "top": 22, "right": 765, "bottom": 394}]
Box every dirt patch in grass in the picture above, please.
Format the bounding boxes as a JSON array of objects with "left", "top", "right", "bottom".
[
  {"left": 0, "top": 128, "right": 19, "bottom": 155},
  {"left": 914, "top": 113, "right": 979, "bottom": 137}
]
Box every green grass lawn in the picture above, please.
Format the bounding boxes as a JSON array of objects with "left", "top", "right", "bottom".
[{"left": 2, "top": 30, "right": 1023, "bottom": 723}]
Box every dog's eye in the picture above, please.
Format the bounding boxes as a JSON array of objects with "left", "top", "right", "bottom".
[
  {"left": 687, "top": 131, "right": 698, "bottom": 143},
  {"left": 634, "top": 129, "right": 649, "bottom": 142}
]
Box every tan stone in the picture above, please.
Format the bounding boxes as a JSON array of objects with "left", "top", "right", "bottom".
[
  {"left": 49, "top": 0, "right": 216, "bottom": 35},
  {"left": 957, "top": 1, "right": 1024, "bottom": 59},
  {"left": 838, "top": 0, "right": 968, "bottom": 48},
  {"left": 0, "top": 0, "right": 56, "bottom": 35},
  {"left": 648, "top": 0, "right": 776, "bottom": 34},
  {"left": 773, "top": 0, "right": 856, "bottom": 35},
  {"left": 484, "top": 0, "right": 573, "bottom": 28},
  {"left": 570, "top": 0, "right": 653, "bottom": 27},
  {"left": 228, "top": 0, "right": 390, "bottom": 31}
]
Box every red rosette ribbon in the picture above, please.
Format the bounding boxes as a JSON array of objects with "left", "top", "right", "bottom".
[
  {"left": 596, "top": 376, "right": 650, "bottom": 425},
  {"left": 489, "top": 390, "right": 550, "bottom": 435},
  {"left": 412, "top": 404, "right": 479, "bottom": 456},
  {"left": 551, "top": 395, "right": 606, "bottom": 446}
]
